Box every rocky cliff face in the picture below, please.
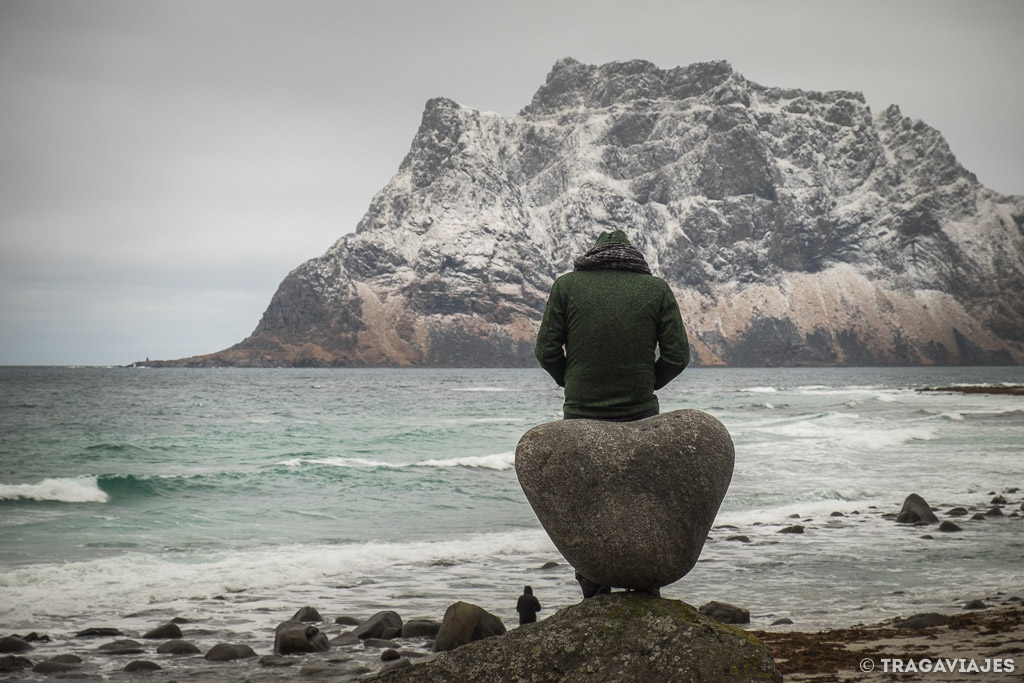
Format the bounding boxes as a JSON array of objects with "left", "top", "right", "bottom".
[{"left": 161, "top": 58, "right": 1024, "bottom": 367}]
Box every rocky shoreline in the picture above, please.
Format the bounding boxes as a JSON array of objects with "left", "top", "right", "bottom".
[
  {"left": 4, "top": 600, "right": 1020, "bottom": 682},
  {"left": 2, "top": 488, "right": 1020, "bottom": 681},
  {"left": 1, "top": 595, "right": 784, "bottom": 682}
]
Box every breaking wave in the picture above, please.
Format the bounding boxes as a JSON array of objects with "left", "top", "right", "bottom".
[{"left": 0, "top": 477, "right": 108, "bottom": 503}]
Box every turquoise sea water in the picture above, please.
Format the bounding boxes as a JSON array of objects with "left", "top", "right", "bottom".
[{"left": 2, "top": 366, "right": 1023, "bottom": 648}]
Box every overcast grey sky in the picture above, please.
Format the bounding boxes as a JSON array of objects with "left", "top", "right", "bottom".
[{"left": 2, "top": 0, "right": 1021, "bottom": 365}]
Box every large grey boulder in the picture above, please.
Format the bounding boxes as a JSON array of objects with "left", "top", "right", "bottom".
[
  {"left": 515, "top": 409, "right": 734, "bottom": 590},
  {"left": 374, "top": 593, "right": 781, "bottom": 682}
]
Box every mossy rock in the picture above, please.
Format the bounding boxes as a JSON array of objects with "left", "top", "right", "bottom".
[{"left": 374, "top": 593, "right": 781, "bottom": 682}]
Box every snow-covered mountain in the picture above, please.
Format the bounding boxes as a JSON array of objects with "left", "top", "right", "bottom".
[{"left": 155, "top": 58, "right": 1024, "bottom": 367}]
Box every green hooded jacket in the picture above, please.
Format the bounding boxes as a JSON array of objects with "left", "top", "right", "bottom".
[{"left": 534, "top": 232, "right": 691, "bottom": 419}]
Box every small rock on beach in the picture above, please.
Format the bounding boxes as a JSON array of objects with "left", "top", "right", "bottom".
[
  {"left": 894, "top": 612, "right": 951, "bottom": 629},
  {"left": 0, "top": 637, "right": 32, "bottom": 654},
  {"left": 0, "top": 656, "right": 32, "bottom": 673},
  {"left": 142, "top": 622, "right": 182, "bottom": 639},
  {"left": 33, "top": 659, "right": 82, "bottom": 675},
  {"left": 205, "top": 643, "right": 257, "bottom": 661},
  {"left": 97, "top": 639, "right": 144, "bottom": 655},
  {"left": 354, "top": 611, "right": 403, "bottom": 640},
  {"left": 156, "top": 639, "right": 200, "bottom": 655},
  {"left": 335, "top": 615, "right": 362, "bottom": 626},
  {"left": 401, "top": 619, "right": 441, "bottom": 638},
  {"left": 433, "top": 601, "right": 506, "bottom": 652},
  {"left": 274, "top": 620, "right": 330, "bottom": 655},
  {"left": 699, "top": 600, "right": 751, "bottom": 624},
  {"left": 291, "top": 605, "right": 324, "bottom": 622},
  {"left": 75, "top": 627, "right": 123, "bottom": 638},
  {"left": 895, "top": 493, "right": 939, "bottom": 524}
]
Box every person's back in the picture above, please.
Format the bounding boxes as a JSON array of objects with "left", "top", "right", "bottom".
[
  {"left": 534, "top": 230, "right": 690, "bottom": 420},
  {"left": 516, "top": 585, "right": 541, "bottom": 625}
]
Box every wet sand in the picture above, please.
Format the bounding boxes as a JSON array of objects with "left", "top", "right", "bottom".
[{"left": 756, "top": 601, "right": 1024, "bottom": 682}]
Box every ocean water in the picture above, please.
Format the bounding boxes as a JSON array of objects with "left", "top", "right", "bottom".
[{"left": 2, "top": 366, "right": 1023, "bottom": 650}]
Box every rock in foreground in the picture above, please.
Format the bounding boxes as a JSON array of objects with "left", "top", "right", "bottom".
[
  {"left": 515, "top": 409, "right": 734, "bottom": 590},
  {"left": 374, "top": 593, "right": 781, "bottom": 682}
]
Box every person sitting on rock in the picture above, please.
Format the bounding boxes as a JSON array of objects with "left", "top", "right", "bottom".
[
  {"left": 516, "top": 585, "right": 542, "bottom": 625},
  {"left": 534, "top": 229, "right": 691, "bottom": 597},
  {"left": 534, "top": 229, "right": 690, "bottom": 421}
]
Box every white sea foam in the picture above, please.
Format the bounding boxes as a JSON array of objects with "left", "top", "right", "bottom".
[
  {"left": 716, "top": 492, "right": 889, "bottom": 526},
  {"left": 794, "top": 384, "right": 905, "bottom": 402},
  {"left": 751, "top": 412, "right": 860, "bottom": 439},
  {"left": 449, "top": 386, "right": 511, "bottom": 392},
  {"left": 0, "top": 529, "right": 554, "bottom": 623},
  {"left": 844, "top": 425, "right": 936, "bottom": 450},
  {"left": 415, "top": 452, "right": 515, "bottom": 470},
  {"left": 0, "top": 477, "right": 108, "bottom": 503},
  {"left": 277, "top": 456, "right": 400, "bottom": 469},
  {"left": 744, "top": 412, "right": 935, "bottom": 450},
  {"left": 740, "top": 386, "right": 778, "bottom": 394},
  {"left": 277, "top": 452, "right": 516, "bottom": 471}
]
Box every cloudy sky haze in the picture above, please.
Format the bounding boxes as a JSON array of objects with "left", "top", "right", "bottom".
[{"left": 2, "top": 0, "right": 1022, "bottom": 365}]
